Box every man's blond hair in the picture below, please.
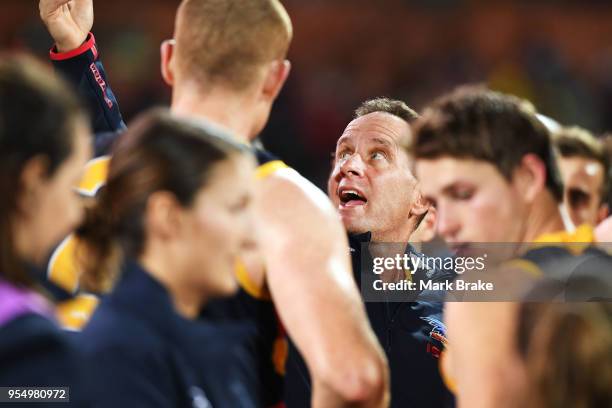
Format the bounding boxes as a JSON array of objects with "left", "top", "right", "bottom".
[{"left": 174, "top": 0, "right": 293, "bottom": 91}]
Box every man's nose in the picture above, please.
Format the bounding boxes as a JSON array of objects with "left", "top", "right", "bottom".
[
  {"left": 436, "top": 206, "right": 460, "bottom": 240},
  {"left": 340, "top": 153, "right": 366, "bottom": 177}
]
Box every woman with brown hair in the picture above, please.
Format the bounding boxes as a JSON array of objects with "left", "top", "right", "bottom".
[
  {"left": 0, "top": 55, "right": 91, "bottom": 399},
  {"left": 76, "top": 109, "right": 258, "bottom": 407}
]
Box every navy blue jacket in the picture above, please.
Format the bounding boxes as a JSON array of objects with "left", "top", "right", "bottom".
[
  {"left": 79, "top": 260, "right": 257, "bottom": 408},
  {"left": 285, "top": 232, "right": 455, "bottom": 408},
  {"left": 0, "top": 314, "right": 88, "bottom": 407}
]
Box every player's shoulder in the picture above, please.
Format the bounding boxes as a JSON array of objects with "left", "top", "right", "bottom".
[
  {"left": 256, "top": 166, "right": 335, "bottom": 219},
  {"left": 0, "top": 313, "right": 84, "bottom": 387},
  {"left": 0, "top": 313, "right": 67, "bottom": 351}
]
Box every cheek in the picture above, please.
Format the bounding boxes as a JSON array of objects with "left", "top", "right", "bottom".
[
  {"left": 327, "top": 173, "right": 340, "bottom": 202},
  {"left": 39, "top": 182, "right": 84, "bottom": 249},
  {"left": 469, "top": 191, "right": 516, "bottom": 235},
  {"left": 188, "top": 209, "right": 237, "bottom": 255},
  {"left": 372, "top": 173, "right": 414, "bottom": 208}
]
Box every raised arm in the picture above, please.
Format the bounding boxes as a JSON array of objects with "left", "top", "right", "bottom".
[
  {"left": 256, "top": 168, "right": 389, "bottom": 407},
  {"left": 40, "top": 0, "right": 125, "bottom": 137}
]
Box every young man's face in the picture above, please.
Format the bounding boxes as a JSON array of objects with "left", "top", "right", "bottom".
[
  {"left": 328, "top": 112, "right": 421, "bottom": 240},
  {"left": 558, "top": 156, "right": 608, "bottom": 226},
  {"left": 415, "top": 157, "right": 527, "bottom": 248}
]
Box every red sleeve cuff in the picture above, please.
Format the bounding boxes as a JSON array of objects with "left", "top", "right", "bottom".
[{"left": 50, "top": 33, "right": 98, "bottom": 61}]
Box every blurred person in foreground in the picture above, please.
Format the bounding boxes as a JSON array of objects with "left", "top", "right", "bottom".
[
  {"left": 517, "top": 301, "right": 611, "bottom": 408},
  {"left": 39, "top": 0, "right": 388, "bottom": 406},
  {"left": 409, "top": 86, "right": 612, "bottom": 407},
  {"left": 0, "top": 56, "right": 91, "bottom": 402},
  {"left": 286, "top": 98, "right": 454, "bottom": 408},
  {"left": 76, "top": 110, "right": 258, "bottom": 407},
  {"left": 552, "top": 126, "right": 610, "bottom": 228}
]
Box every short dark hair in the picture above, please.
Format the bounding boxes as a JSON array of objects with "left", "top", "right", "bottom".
[
  {"left": 355, "top": 97, "right": 419, "bottom": 123},
  {"left": 0, "top": 55, "right": 85, "bottom": 287},
  {"left": 554, "top": 127, "right": 610, "bottom": 203},
  {"left": 412, "top": 85, "right": 563, "bottom": 202}
]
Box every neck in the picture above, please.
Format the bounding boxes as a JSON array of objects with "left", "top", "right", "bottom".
[
  {"left": 172, "top": 81, "right": 254, "bottom": 144},
  {"left": 139, "top": 252, "right": 203, "bottom": 320},
  {"left": 521, "top": 193, "right": 567, "bottom": 242},
  {"left": 370, "top": 216, "right": 419, "bottom": 243}
]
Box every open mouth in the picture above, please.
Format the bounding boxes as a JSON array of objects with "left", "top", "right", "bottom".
[{"left": 338, "top": 188, "right": 368, "bottom": 207}]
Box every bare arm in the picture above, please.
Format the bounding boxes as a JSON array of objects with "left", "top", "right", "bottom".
[
  {"left": 444, "top": 301, "right": 527, "bottom": 408},
  {"left": 255, "top": 168, "right": 389, "bottom": 407}
]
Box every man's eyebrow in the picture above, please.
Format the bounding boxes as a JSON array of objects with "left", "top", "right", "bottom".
[
  {"left": 336, "top": 135, "right": 351, "bottom": 146},
  {"left": 371, "top": 137, "right": 394, "bottom": 148}
]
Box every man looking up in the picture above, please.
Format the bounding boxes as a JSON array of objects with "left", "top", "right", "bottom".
[
  {"left": 39, "top": 1, "right": 388, "bottom": 406},
  {"left": 286, "top": 98, "right": 454, "bottom": 408},
  {"left": 328, "top": 98, "right": 429, "bottom": 243}
]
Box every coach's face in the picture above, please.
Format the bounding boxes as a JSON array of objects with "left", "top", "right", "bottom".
[
  {"left": 328, "top": 112, "right": 422, "bottom": 240},
  {"left": 416, "top": 157, "right": 526, "bottom": 249}
]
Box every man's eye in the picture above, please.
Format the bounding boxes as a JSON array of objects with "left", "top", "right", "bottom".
[
  {"left": 371, "top": 151, "right": 386, "bottom": 160},
  {"left": 451, "top": 189, "right": 473, "bottom": 200},
  {"left": 337, "top": 151, "right": 352, "bottom": 162}
]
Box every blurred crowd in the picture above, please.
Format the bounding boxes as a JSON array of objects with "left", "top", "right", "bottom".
[{"left": 2, "top": 0, "right": 612, "bottom": 187}]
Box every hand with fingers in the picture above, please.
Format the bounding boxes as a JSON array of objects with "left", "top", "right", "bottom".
[{"left": 39, "top": 0, "right": 93, "bottom": 52}]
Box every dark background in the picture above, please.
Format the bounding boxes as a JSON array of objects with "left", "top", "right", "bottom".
[{"left": 2, "top": 0, "right": 612, "bottom": 188}]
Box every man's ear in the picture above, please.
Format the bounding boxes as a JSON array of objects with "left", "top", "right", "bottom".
[
  {"left": 410, "top": 191, "right": 430, "bottom": 217},
  {"left": 513, "top": 153, "right": 547, "bottom": 203},
  {"left": 261, "top": 59, "right": 291, "bottom": 102},
  {"left": 18, "top": 156, "right": 48, "bottom": 215},
  {"left": 145, "top": 191, "right": 180, "bottom": 240},
  {"left": 160, "top": 39, "right": 176, "bottom": 87}
]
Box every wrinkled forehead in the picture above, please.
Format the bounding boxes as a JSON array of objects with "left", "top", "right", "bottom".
[{"left": 336, "top": 112, "right": 410, "bottom": 150}]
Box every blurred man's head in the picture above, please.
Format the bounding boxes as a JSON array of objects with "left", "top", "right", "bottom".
[
  {"left": 411, "top": 86, "right": 563, "bottom": 246},
  {"left": 162, "top": 0, "right": 293, "bottom": 138},
  {"left": 553, "top": 127, "right": 610, "bottom": 227},
  {"left": 328, "top": 98, "right": 428, "bottom": 242}
]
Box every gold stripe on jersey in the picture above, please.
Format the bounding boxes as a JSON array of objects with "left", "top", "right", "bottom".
[
  {"left": 56, "top": 293, "right": 99, "bottom": 331},
  {"left": 255, "top": 160, "right": 288, "bottom": 180},
  {"left": 234, "top": 159, "right": 289, "bottom": 299},
  {"left": 502, "top": 258, "right": 543, "bottom": 278},
  {"left": 235, "top": 260, "right": 271, "bottom": 300},
  {"left": 533, "top": 224, "right": 595, "bottom": 255},
  {"left": 76, "top": 156, "right": 110, "bottom": 197},
  {"left": 47, "top": 234, "right": 81, "bottom": 294}
]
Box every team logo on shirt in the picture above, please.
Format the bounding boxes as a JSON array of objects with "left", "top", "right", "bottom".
[{"left": 420, "top": 316, "right": 447, "bottom": 359}]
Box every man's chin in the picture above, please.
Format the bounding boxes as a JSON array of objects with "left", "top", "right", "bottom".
[{"left": 342, "top": 219, "right": 370, "bottom": 236}]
